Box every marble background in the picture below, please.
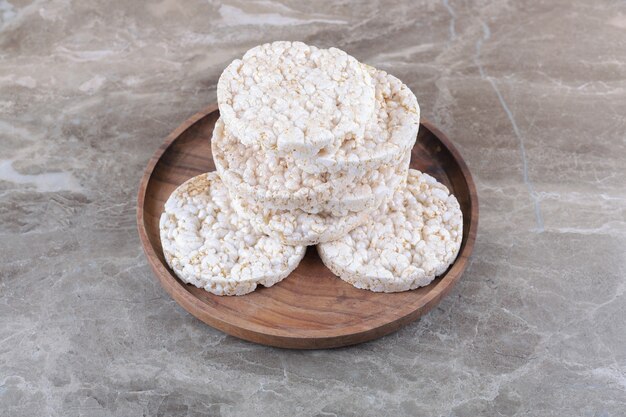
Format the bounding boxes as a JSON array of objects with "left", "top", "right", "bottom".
[{"left": 1, "top": 0, "right": 625, "bottom": 416}]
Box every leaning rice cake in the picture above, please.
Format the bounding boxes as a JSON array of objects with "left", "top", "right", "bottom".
[
  {"left": 159, "top": 172, "right": 306, "bottom": 296},
  {"left": 317, "top": 169, "right": 463, "bottom": 293}
]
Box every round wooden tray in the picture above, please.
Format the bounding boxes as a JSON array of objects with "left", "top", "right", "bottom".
[{"left": 137, "top": 104, "right": 478, "bottom": 349}]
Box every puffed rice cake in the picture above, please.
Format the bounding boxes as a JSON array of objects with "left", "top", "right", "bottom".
[
  {"left": 212, "top": 117, "right": 411, "bottom": 215},
  {"left": 317, "top": 169, "right": 463, "bottom": 293},
  {"left": 294, "top": 65, "right": 420, "bottom": 174},
  {"left": 229, "top": 185, "right": 399, "bottom": 246},
  {"left": 217, "top": 41, "right": 375, "bottom": 158},
  {"left": 212, "top": 64, "right": 419, "bottom": 213},
  {"left": 226, "top": 150, "right": 412, "bottom": 246},
  {"left": 159, "top": 172, "right": 306, "bottom": 296}
]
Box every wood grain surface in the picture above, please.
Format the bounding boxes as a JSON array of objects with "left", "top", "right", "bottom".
[{"left": 136, "top": 104, "right": 479, "bottom": 349}]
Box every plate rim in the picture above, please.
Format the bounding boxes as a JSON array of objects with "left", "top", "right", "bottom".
[{"left": 136, "top": 103, "right": 479, "bottom": 349}]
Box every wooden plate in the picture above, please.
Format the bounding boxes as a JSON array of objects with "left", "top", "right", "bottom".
[{"left": 137, "top": 104, "right": 478, "bottom": 349}]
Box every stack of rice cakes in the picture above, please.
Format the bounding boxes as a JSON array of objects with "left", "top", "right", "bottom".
[{"left": 160, "top": 41, "right": 463, "bottom": 296}]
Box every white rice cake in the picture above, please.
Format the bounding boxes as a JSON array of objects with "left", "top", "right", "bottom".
[
  {"left": 217, "top": 41, "right": 375, "bottom": 157},
  {"left": 294, "top": 65, "right": 420, "bottom": 174},
  {"left": 159, "top": 172, "right": 306, "bottom": 296},
  {"left": 230, "top": 191, "right": 387, "bottom": 246},
  {"left": 317, "top": 169, "right": 463, "bottom": 293},
  {"left": 212, "top": 117, "right": 411, "bottom": 215}
]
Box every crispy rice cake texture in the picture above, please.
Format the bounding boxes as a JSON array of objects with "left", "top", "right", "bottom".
[{"left": 159, "top": 173, "right": 305, "bottom": 296}]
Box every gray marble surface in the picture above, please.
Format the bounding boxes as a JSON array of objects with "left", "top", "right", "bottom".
[{"left": 1, "top": 0, "right": 625, "bottom": 416}]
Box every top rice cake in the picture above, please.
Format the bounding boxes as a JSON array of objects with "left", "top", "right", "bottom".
[{"left": 217, "top": 41, "right": 375, "bottom": 158}]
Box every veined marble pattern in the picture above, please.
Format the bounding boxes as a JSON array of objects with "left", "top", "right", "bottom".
[{"left": 1, "top": 0, "right": 625, "bottom": 416}]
